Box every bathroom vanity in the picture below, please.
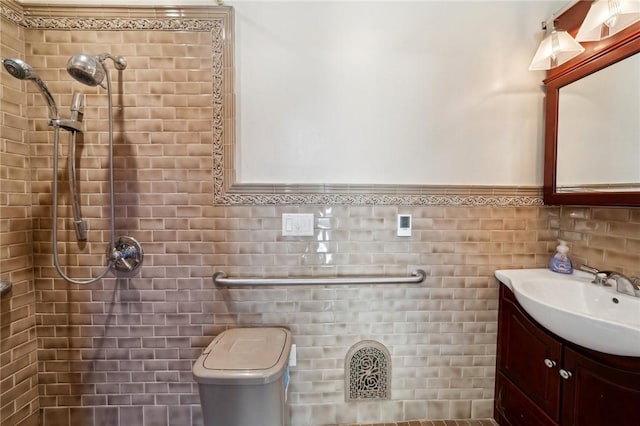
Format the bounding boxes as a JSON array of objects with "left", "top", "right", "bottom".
[{"left": 494, "top": 284, "right": 640, "bottom": 425}]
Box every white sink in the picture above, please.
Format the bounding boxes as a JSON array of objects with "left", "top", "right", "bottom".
[{"left": 495, "top": 268, "right": 640, "bottom": 357}]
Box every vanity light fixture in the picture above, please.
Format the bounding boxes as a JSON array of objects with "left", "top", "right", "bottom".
[
  {"left": 576, "top": 0, "right": 640, "bottom": 41},
  {"left": 529, "top": 19, "right": 585, "bottom": 70}
]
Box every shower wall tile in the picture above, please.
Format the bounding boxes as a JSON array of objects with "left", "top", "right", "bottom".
[{"left": 1, "top": 12, "right": 40, "bottom": 426}]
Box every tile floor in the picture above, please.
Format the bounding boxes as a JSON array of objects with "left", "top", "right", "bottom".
[{"left": 336, "top": 419, "right": 499, "bottom": 426}]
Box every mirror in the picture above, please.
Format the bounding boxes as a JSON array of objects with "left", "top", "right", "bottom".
[
  {"left": 556, "top": 53, "right": 640, "bottom": 192},
  {"left": 543, "top": 12, "right": 640, "bottom": 206}
]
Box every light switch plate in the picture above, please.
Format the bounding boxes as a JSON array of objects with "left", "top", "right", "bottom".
[{"left": 282, "top": 213, "right": 314, "bottom": 236}]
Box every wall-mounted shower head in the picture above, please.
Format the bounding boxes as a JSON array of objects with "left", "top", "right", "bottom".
[
  {"left": 2, "top": 58, "right": 59, "bottom": 120},
  {"left": 67, "top": 53, "right": 127, "bottom": 87}
]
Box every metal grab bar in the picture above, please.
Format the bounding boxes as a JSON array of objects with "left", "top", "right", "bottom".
[{"left": 213, "top": 269, "right": 427, "bottom": 287}]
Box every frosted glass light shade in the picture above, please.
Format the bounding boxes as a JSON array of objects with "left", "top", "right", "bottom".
[
  {"left": 529, "top": 29, "right": 585, "bottom": 70},
  {"left": 576, "top": 0, "right": 640, "bottom": 41}
]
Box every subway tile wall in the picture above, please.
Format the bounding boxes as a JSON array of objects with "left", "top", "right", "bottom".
[
  {"left": 26, "top": 23, "right": 217, "bottom": 426},
  {"left": 1, "top": 3, "right": 639, "bottom": 426},
  {"left": 33, "top": 200, "right": 559, "bottom": 426},
  {"left": 0, "top": 11, "right": 40, "bottom": 426},
  {"left": 558, "top": 206, "right": 640, "bottom": 278}
]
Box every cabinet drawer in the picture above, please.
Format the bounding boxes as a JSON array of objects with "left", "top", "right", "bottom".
[{"left": 495, "top": 372, "right": 558, "bottom": 426}]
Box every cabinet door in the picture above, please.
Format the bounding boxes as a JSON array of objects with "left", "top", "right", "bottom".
[
  {"left": 561, "top": 346, "right": 640, "bottom": 426},
  {"left": 497, "top": 286, "right": 563, "bottom": 421}
]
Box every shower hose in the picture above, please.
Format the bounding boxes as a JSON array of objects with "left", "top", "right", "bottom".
[{"left": 51, "top": 67, "right": 116, "bottom": 285}]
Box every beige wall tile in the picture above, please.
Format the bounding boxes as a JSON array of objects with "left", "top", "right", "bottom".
[
  {"left": 0, "top": 13, "right": 41, "bottom": 426},
  {"left": 558, "top": 206, "right": 640, "bottom": 277}
]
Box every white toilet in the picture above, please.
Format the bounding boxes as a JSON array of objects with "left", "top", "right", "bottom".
[{"left": 193, "top": 327, "right": 292, "bottom": 426}]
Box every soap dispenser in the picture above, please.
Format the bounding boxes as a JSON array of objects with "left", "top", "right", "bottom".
[{"left": 549, "top": 239, "right": 573, "bottom": 274}]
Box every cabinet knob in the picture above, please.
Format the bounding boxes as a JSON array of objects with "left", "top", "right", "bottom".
[
  {"left": 559, "top": 369, "right": 573, "bottom": 380},
  {"left": 544, "top": 358, "right": 557, "bottom": 368}
]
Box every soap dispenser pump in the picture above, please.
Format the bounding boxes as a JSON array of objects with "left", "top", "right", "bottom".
[{"left": 549, "top": 239, "right": 573, "bottom": 274}]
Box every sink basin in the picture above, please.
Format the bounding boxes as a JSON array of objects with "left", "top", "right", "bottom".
[{"left": 495, "top": 268, "right": 640, "bottom": 357}]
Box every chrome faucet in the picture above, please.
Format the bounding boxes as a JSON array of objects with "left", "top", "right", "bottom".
[
  {"left": 580, "top": 265, "right": 640, "bottom": 297},
  {"left": 580, "top": 265, "right": 613, "bottom": 285},
  {"left": 609, "top": 273, "right": 640, "bottom": 297}
]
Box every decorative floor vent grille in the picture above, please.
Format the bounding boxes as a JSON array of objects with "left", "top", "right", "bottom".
[{"left": 345, "top": 340, "right": 391, "bottom": 401}]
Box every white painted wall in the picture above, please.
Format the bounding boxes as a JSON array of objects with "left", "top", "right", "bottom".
[{"left": 233, "top": 1, "right": 563, "bottom": 185}]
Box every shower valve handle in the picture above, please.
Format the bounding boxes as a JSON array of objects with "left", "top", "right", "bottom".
[{"left": 109, "top": 236, "right": 144, "bottom": 276}]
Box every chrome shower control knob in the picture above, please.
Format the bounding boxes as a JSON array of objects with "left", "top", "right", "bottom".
[
  {"left": 110, "top": 236, "right": 144, "bottom": 276},
  {"left": 544, "top": 358, "right": 557, "bottom": 368}
]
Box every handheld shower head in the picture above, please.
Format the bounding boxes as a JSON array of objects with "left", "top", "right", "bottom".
[
  {"left": 67, "top": 53, "right": 127, "bottom": 87},
  {"left": 2, "top": 58, "right": 36, "bottom": 80},
  {"left": 2, "top": 58, "right": 59, "bottom": 120}
]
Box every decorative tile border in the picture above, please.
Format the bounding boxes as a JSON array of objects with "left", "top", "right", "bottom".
[
  {"left": 215, "top": 191, "right": 544, "bottom": 206},
  {"left": 21, "top": 16, "right": 218, "bottom": 31},
  {"left": 1, "top": 4, "right": 225, "bottom": 34},
  {"left": 2, "top": 2, "right": 543, "bottom": 207},
  {"left": 1, "top": 0, "right": 23, "bottom": 24}
]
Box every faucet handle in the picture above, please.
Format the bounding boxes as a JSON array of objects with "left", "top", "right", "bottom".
[
  {"left": 580, "top": 264, "right": 600, "bottom": 275},
  {"left": 594, "top": 273, "right": 610, "bottom": 286},
  {"left": 580, "top": 265, "right": 612, "bottom": 286},
  {"left": 580, "top": 264, "right": 617, "bottom": 279}
]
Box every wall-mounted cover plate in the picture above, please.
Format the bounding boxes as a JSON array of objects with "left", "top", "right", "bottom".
[
  {"left": 282, "top": 213, "right": 314, "bottom": 236},
  {"left": 397, "top": 214, "right": 412, "bottom": 237}
]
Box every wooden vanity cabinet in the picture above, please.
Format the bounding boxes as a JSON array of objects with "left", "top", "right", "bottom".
[
  {"left": 495, "top": 285, "right": 561, "bottom": 426},
  {"left": 561, "top": 346, "right": 640, "bottom": 426},
  {"left": 494, "top": 285, "right": 640, "bottom": 426}
]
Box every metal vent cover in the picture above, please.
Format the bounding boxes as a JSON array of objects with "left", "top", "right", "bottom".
[{"left": 345, "top": 340, "right": 391, "bottom": 401}]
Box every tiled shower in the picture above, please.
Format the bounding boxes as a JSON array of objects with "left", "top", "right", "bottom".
[{"left": 1, "top": 2, "right": 639, "bottom": 426}]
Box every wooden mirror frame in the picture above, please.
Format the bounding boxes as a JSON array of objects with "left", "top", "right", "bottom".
[{"left": 543, "top": 1, "right": 640, "bottom": 206}]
